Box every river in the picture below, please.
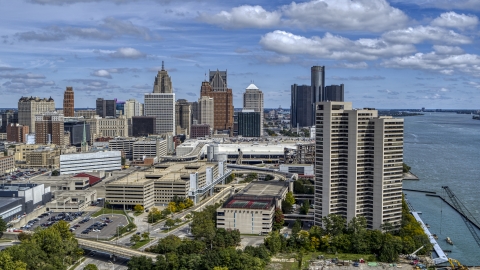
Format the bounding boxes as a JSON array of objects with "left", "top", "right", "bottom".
[{"left": 403, "top": 112, "right": 480, "bottom": 266}]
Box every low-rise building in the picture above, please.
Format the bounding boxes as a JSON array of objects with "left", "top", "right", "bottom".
[
  {"left": 190, "top": 124, "right": 210, "bottom": 139},
  {"left": 176, "top": 140, "right": 199, "bottom": 156},
  {"left": 279, "top": 164, "right": 314, "bottom": 177},
  {"left": 87, "top": 116, "right": 128, "bottom": 142},
  {"left": 109, "top": 137, "right": 136, "bottom": 160},
  {"left": 132, "top": 138, "right": 167, "bottom": 161},
  {"left": 60, "top": 151, "right": 122, "bottom": 175},
  {"left": 0, "top": 154, "right": 15, "bottom": 175},
  {"left": 105, "top": 177, "right": 155, "bottom": 210},
  {"left": 24, "top": 147, "right": 60, "bottom": 169},
  {"left": 0, "top": 183, "right": 52, "bottom": 221},
  {"left": 46, "top": 189, "right": 97, "bottom": 211},
  {"left": 29, "top": 174, "right": 91, "bottom": 192}
]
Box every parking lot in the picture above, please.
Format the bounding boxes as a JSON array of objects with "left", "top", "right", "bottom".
[
  {"left": 73, "top": 214, "right": 128, "bottom": 240},
  {"left": 21, "top": 211, "right": 87, "bottom": 231},
  {"left": 1, "top": 169, "right": 46, "bottom": 182}
]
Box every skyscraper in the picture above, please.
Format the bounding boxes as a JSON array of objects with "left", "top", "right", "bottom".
[
  {"left": 291, "top": 84, "right": 313, "bottom": 128},
  {"left": 199, "top": 70, "right": 234, "bottom": 134},
  {"left": 144, "top": 93, "right": 176, "bottom": 135},
  {"left": 237, "top": 110, "right": 261, "bottom": 137},
  {"left": 190, "top": 101, "right": 199, "bottom": 124},
  {"left": 18, "top": 96, "right": 55, "bottom": 133},
  {"left": 175, "top": 99, "right": 192, "bottom": 136},
  {"left": 325, "top": 84, "right": 344, "bottom": 102},
  {"left": 314, "top": 101, "right": 404, "bottom": 229},
  {"left": 243, "top": 84, "right": 264, "bottom": 136},
  {"left": 311, "top": 66, "right": 325, "bottom": 103},
  {"left": 198, "top": 96, "right": 214, "bottom": 129},
  {"left": 35, "top": 111, "right": 65, "bottom": 145},
  {"left": 6, "top": 123, "right": 29, "bottom": 143},
  {"left": 96, "top": 98, "right": 116, "bottom": 118},
  {"left": 63, "top": 87, "right": 74, "bottom": 117},
  {"left": 153, "top": 61, "right": 172, "bottom": 93}
]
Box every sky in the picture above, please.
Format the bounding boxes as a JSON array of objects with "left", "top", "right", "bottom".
[{"left": 1, "top": 0, "right": 480, "bottom": 109}]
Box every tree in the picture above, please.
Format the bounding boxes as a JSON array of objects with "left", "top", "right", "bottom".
[
  {"left": 185, "top": 198, "right": 194, "bottom": 208},
  {"left": 121, "top": 157, "right": 126, "bottom": 166},
  {"left": 165, "top": 218, "right": 176, "bottom": 229},
  {"left": 142, "top": 232, "right": 150, "bottom": 241},
  {"left": 51, "top": 170, "right": 60, "bottom": 176},
  {"left": 273, "top": 208, "right": 284, "bottom": 231},
  {"left": 300, "top": 200, "right": 310, "bottom": 214},
  {"left": 167, "top": 202, "right": 177, "bottom": 213},
  {"left": 285, "top": 192, "right": 295, "bottom": 206},
  {"left": 0, "top": 217, "right": 7, "bottom": 237},
  {"left": 0, "top": 252, "right": 27, "bottom": 270},
  {"left": 403, "top": 163, "right": 411, "bottom": 173},
  {"left": 322, "top": 214, "right": 346, "bottom": 236},
  {"left": 213, "top": 267, "right": 229, "bottom": 270},
  {"left": 147, "top": 207, "right": 162, "bottom": 223},
  {"left": 83, "top": 264, "right": 99, "bottom": 270},
  {"left": 127, "top": 256, "right": 154, "bottom": 270},
  {"left": 292, "top": 219, "right": 302, "bottom": 238},
  {"left": 130, "top": 234, "right": 141, "bottom": 245},
  {"left": 134, "top": 204, "right": 144, "bottom": 213},
  {"left": 282, "top": 200, "right": 293, "bottom": 214}
]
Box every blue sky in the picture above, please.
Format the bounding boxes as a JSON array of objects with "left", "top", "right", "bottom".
[{"left": 1, "top": 0, "right": 480, "bottom": 109}]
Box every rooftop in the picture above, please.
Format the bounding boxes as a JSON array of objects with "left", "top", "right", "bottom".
[
  {"left": 245, "top": 83, "right": 259, "bottom": 90},
  {"left": 238, "top": 181, "right": 288, "bottom": 198},
  {"left": 225, "top": 198, "right": 272, "bottom": 210}
]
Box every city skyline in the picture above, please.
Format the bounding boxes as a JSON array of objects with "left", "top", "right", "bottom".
[{"left": 1, "top": 0, "right": 480, "bottom": 109}]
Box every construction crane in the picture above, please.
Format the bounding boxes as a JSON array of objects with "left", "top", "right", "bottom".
[
  {"left": 448, "top": 258, "right": 468, "bottom": 270},
  {"left": 407, "top": 245, "right": 424, "bottom": 260},
  {"left": 441, "top": 186, "right": 480, "bottom": 248}
]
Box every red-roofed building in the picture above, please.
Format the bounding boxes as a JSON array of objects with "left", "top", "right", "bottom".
[{"left": 74, "top": 173, "right": 102, "bottom": 186}]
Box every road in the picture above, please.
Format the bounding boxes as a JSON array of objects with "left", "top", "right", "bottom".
[{"left": 73, "top": 250, "right": 129, "bottom": 270}]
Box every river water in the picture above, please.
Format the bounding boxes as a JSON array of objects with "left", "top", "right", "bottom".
[{"left": 402, "top": 112, "right": 480, "bottom": 266}]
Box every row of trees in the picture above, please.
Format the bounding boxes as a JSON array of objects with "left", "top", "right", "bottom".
[
  {"left": 293, "top": 178, "right": 314, "bottom": 194},
  {"left": 1, "top": 220, "right": 84, "bottom": 270},
  {"left": 147, "top": 196, "right": 194, "bottom": 223}
]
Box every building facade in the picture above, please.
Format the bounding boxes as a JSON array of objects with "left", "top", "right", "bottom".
[
  {"left": 125, "top": 99, "right": 144, "bottom": 136},
  {"left": 64, "top": 121, "right": 90, "bottom": 146},
  {"left": 63, "top": 87, "right": 75, "bottom": 117},
  {"left": 314, "top": 101, "right": 404, "bottom": 230},
  {"left": 175, "top": 99, "right": 191, "bottom": 136},
  {"left": 237, "top": 110, "right": 261, "bottom": 137},
  {"left": 0, "top": 155, "right": 15, "bottom": 175},
  {"left": 1, "top": 110, "right": 18, "bottom": 133},
  {"left": 74, "top": 110, "right": 96, "bottom": 119},
  {"left": 243, "top": 84, "right": 264, "bottom": 136},
  {"left": 95, "top": 98, "right": 116, "bottom": 118},
  {"left": 291, "top": 84, "right": 313, "bottom": 128},
  {"left": 190, "top": 101, "right": 199, "bottom": 124},
  {"left": 144, "top": 93, "right": 175, "bottom": 135},
  {"left": 18, "top": 96, "right": 55, "bottom": 133},
  {"left": 153, "top": 62, "right": 172, "bottom": 94},
  {"left": 87, "top": 116, "right": 128, "bottom": 141},
  {"left": 35, "top": 112, "right": 65, "bottom": 145},
  {"left": 190, "top": 124, "right": 210, "bottom": 139},
  {"left": 6, "top": 123, "right": 29, "bottom": 143},
  {"left": 109, "top": 137, "right": 136, "bottom": 160},
  {"left": 198, "top": 96, "right": 214, "bottom": 128},
  {"left": 199, "top": 70, "right": 234, "bottom": 134},
  {"left": 325, "top": 84, "right": 344, "bottom": 102},
  {"left": 60, "top": 151, "right": 122, "bottom": 175},
  {"left": 132, "top": 116, "right": 156, "bottom": 137}
]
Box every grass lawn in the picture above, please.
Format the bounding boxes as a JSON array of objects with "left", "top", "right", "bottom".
[
  {"left": 91, "top": 208, "right": 126, "bottom": 217},
  {"left": 131, "top": 238, "right": 152, "bottom": 249},
  {"left": 133, "top": 212, "right": 143, "bottom": 216}
]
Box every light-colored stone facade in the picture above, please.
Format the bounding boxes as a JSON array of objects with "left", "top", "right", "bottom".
[{"left": 18, "top": 96, "right": 55, "bottom": 133}]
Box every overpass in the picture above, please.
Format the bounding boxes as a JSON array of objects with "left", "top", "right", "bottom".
[
  {"left": 227, "top": 164, "right": 298, "bottom": 181},
  {"left": 284, "top": 213, "right": 314, "bottom": 221},
  {"left": 77, "top": 238, "right": 158, "bottom": 261},
  {"left": 160, "top": 142, "right": 206, "bottom": 162}
]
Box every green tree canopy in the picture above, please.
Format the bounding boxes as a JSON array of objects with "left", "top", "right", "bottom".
[
  {"left": 83, "top": 264, "right": 99, "bottom": 270},
  {"left": 285, "top": 192, "right": 295, "bottom": 205}
]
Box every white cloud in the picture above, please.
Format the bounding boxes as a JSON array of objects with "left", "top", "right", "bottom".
[
  {"left": 91, "top": 69, "right": 112, "bottom": 78},
  {"left": 108, "top": 47, "right": 145, "bottom": 59},
  {"left": 431, "top": 12, "right": 478, "bottom": 30},
  {"left": 395, "top": 0, "right": 480, "bottom": 12},
  {"left": 433, "top": 45, "right": 464, "bottom": 55},
  {"left": 382, "top": 52, "right": 480, "bottom": 76},
  {"left": 333, "top": 62, "right": 368, "bottom": 69},
  {"left": 282, "top": 0, "right": 408, "bottom": 32},
  {"left": 382, "top": 26, "right": 471, "bottom": 44},
  {"left": 260, "top": 31, "right": 415, "bottom": 61},
  {"left": 101, "top": 17, "right": 159, "bottom": 41},
  {"left": 198, "top": 5, "right": 281, "bottom": 28}
]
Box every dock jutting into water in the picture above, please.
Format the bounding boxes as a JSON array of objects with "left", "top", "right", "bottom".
[{"left": 411, "top": 211, "right": 449, "bottom": 265}]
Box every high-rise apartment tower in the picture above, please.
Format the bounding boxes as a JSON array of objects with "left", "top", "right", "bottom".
[
  {"left": 314, "top": 101, "right": 404, "bottom": 230},
  {"left": 291, "top": 84, "right": 313, "bottom": 128},
  {"left": 63, "top": 87, "right": 75, "bottom": 117},
  {"left": 18, "top": 96, "right": 55, "bottom": 133},
  {"left": 35, "top": 111, "right": 65, "bottom": 145}
]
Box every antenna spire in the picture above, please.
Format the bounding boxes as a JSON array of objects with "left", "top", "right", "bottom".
[{"left": 161, "top": 61, "right": 164, "bottom": 71}]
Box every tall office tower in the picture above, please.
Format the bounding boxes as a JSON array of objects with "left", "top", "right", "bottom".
[
  {"left": 311, "top": 66, "right": 326, "bottom": 122},
  {"left": 116, "top": 100, "right": 125, "bottom": 117},
  {"left": 243, "top": 84, "right": 264, "bottom": 136},
  {"left": 314, "top": 101, "right": 404, "bottom": 230},
  {"left": 63, "top": 87, "right": 75, "bottom": 117},
  {"left": 190, "top": 101, "right": 199, "bottom": 124},
  {"left": 125, "top": 99, "right": 144, "bottom": 118},
  {"left": 18, "top": 96, "right": 55, "bottom": 133},
  {"left": 200, "top": 70, "right": 234, "bottom": 133},
  {"left": 291, "top": 84, "right": 313, "bottom": 128},
  {"left": 96, "top": 98, "right": 116, "bottom": 118},
  {"left": 175, "top": 99, "right": 192, "bottom": 136},
  {"left": 132, "top": 116, "right": 156, "bottom": 137},
  {"left": 153, "top": 61, "right": 172, "bottom": 93},
  {"left": 1, "top": 110, "right": 18, "bottom": 133},
  {"left": 325, "top": 84, "right": 344, "bottom": 102},
  {"left": 144, "top": 93, "right": 176, "bottom": 135},
  {"left": 237, "top": 110, "right": 261, "bottom": 137},
  {"left": 35, "top": 111, "right": 65, "bottom": 145},
  {"left": 198, "top": 95, "right": 214, "bottom": 129},
  {"left": 6, "top": 123, "right": 29, "bottom": 143}
]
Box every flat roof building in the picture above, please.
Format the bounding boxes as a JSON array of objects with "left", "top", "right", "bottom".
[{"left": 60, "top": 151, "right": 122, "bottom": 175}]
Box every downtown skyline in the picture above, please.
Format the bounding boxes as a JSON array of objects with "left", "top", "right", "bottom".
[{"left": 1, "top": 0, "right": 480, "bottom": 109}]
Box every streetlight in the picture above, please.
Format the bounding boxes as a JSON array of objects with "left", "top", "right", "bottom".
[{"left": 116, "top": 224, "right": 123, "bottom": 246}]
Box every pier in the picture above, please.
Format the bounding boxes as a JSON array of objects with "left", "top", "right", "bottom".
[
  {"left": 411, "top": 211, "right": 449, "bottom": 265},
  {"left": 426, "top": 194, "right": 480, "bottom": 231}
]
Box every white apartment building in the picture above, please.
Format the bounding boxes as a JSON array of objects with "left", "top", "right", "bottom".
[
  {"left": 132, "top": 138, "right": 167, "bottom": 160},
  {"left": 144, "top": 93, "right": 175, "bottom": 135},
  {"left": 243, "top": 84, "right": 264, "bottom": 136},
  {"left": 198, "top": 96, "right": 214, "bottom": 128},
  {"left": 60, "top": 151, "right": 122, "bottom": 175},
  {"left": 314, "top": 101, "right": 404, "bottom": 230}
]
